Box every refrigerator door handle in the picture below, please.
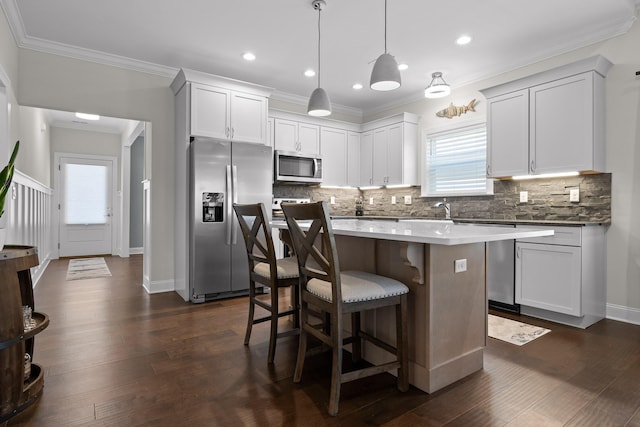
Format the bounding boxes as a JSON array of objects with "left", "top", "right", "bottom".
[
  {"left": 231, "top": 165, "right": 239, "bottom": 244},
  {"left": 226, "top": 164, "right": 232, "bottom": 245}
]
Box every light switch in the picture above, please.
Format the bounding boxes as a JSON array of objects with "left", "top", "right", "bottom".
[
  {"left": 404, "top": 195, "right": 412, "bottom": 205},
  {"left": 391, "top": 196, "right": 396, "bottom": 205},
  {"left": 570, "top": 187, "right": 580, "bottom": 202},
  {"left": 520, "top": 191, "right": 528, "bottom": 203},
  {"left": 330, "top": 196, "right": 336, "bottom": 204},
  {"left": 369, "top": 197, "right": 374, "bottom": 205}
]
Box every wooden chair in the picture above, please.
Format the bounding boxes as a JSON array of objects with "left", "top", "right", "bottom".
[
  {"left": 281, "top": 201, "right": 409, "bottom": 416},
  {"left": 233, "top": 203, "right": 300, "bottom": 364}
]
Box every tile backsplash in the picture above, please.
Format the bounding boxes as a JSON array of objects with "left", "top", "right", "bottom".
[{"left": 273, "top": 173, "right": 611, "bottom": 224}]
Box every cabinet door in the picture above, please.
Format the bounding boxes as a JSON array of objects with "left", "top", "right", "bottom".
[
  {"left": 320, "top": 127, "right": 347, "bottom": 187},
  {"left": 298, "top": 123, "right": 320, "bottom": 154},
  {"left": 372, "top": 127, "right": 388, "bottom": 185},
  {"left": 347, "top": 132, "right": 361, "bottom": 187},
  {"left": 515, "top": 242, "right": 582, "bottom": 316},
  {"left": 360, "top": 131, "right": 373, "bottom": 186},
  {"left": 190, "top": 83, "right": 230, "bottom": 139},
  {"left": 486, "top": 89, "right": 529, "bottom": 177},
  {"left": 230, "top": 92, "right": 267, "bottom": 144},
  {"left": 273, "top": 119, "right": 298, "bottom": 151},
  {"left": 530, "top": 72, "right": 594, "bottom": 174},
  {"left": 386, "top": 123, "right": 404, "bottom": 185}
]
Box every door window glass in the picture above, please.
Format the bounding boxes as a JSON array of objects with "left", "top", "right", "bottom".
[{"left": 64, "top": 164, "right": 108, "bottom": 224}]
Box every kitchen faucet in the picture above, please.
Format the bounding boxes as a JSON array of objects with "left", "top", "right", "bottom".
[{"left": 434, "top": 199, "right": 451, "bottom": 220}]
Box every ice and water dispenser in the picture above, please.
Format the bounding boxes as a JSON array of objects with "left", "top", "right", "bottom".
[{"left": 202, "top": 192, "right": 224, "bottom": 222}]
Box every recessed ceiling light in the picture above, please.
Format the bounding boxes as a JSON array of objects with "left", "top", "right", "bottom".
[
  {"left": 242, "top": 52, "right": 256, "bottom": 61},
  {"left": 304, "top": 69, "right": 316, "bottom": 77},
  {"left": 456, "top": 35, "right": 472, "bottom": 45},
  {"left": 398, "top": 63, "right": 409, "bottom": 71},
  {"left": 75, "top": 112, "right": 100, "bottom": 121},
  {"left": 352, "top": 83, "right": 363, "bottom": 90}
]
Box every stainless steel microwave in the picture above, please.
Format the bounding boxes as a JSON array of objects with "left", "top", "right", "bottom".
[{"left": 274, "top": 150, "right": 322, "bottom": 184}]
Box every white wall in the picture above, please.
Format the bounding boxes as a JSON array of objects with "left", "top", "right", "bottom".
[{"left": 18, "top": 106, "right": 50, "bottom": 186}]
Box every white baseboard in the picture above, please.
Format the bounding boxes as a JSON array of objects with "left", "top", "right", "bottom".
[
  {"left": 606, "top": 303, "right": 640, "bottom": 326},
  {"left": 129, "top": 247, "right": 144, "bottom": 255},
  {"left": 31, "top": 257, "right": 51, "bottom": 288},
  {"left": 143, "top": 279, "right": 174, "bottom": 294}
]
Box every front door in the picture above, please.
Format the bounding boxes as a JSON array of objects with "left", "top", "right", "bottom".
[{"left": 58, "top": 156, "right": 114, "bottom": 257}]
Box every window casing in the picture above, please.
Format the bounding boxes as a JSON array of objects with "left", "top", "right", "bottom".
[{"left": 421, "top": 122, "right": 493, "bottom": 197}]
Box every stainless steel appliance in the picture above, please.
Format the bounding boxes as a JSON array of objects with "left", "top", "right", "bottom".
[
  {"left": 485, "top": 225, "right": 519, "bottom": 313},
  {"left": 274, "top": 150, "right": 322, "bottom": 184},
  {"left": 189, "top": 137, "right": 272, "bottom": 302}
]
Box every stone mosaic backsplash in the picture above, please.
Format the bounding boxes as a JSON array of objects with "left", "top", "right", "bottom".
[{"left": 273, "top": 173, "right": 611, "bottom": 224}]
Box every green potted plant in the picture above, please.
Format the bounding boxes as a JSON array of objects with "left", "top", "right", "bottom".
[{"left": 0, "top": 141, "right": 20, "bottom": 250}]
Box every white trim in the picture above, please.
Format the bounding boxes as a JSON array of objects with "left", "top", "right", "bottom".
[
  {"left": 270, "top": 90, "right": 363, "bottom": 119},
  {"left": 52, "top": 152, "right": 119, "bottom": 259},
  {"left": 606, "top": 303, "right": 640, "bottom": 326},
  {"left": 143, "top": 279, "right": 174, "bottom": 294},
  {"left": 129, "top": 247, "right": 143, "bottom": 255},
  {"left": 13, "top": 170, "right": 53, "bottom": 195},
  {"left": 30, "top": 258, "right": 50, "bottom": 288}
]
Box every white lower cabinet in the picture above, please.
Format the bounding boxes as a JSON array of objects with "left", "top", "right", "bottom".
[{"left": 515, "top": 225, "right": 606, "bottom": 328}]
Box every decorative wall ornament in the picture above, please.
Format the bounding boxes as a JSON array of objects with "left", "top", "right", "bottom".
[{"left": 436, "top": 99, "right": 477, "bottom": 119}]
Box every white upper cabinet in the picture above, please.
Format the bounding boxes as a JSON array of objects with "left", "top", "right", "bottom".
[
  {"left": 273, "top": 119, "right": 320, "bottom": 154},
  {"left": 346, "top": 132, "right": 361, "bottom": 188},
  {"left": 530, "top": 73, "right": 602, "bottom": 174},
  {"left": 171, "top": 69, "right": 272, "bottom": 145},
  {"left": 486, "top": 89, "right": 529, "bottom": 177},
  {"left": 320, "top": 127, "right": 347, "bottom": 186},
  {"left": 362, "top": 113, "right": 419, "bottom": 186},
  {"left": 360, "top": 131, "right": 373, "bottom": 186},
  {"left": 480, "top": 55, "right": 611, "bottom": 178}
]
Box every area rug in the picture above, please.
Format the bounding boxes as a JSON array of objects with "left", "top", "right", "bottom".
[
  {"left": 66, "top": 257, "right": 112, "bottom": 280},
  {"left": 488, "top": 314, "right": 551, "bottom": 346}
]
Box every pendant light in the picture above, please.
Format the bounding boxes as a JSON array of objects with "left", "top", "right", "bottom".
[
  {"left": 370, "top": 0, "right": 401, "bottom": 91},
  {"left": 424, "top": 72, "right": 451, "bottom": 98},
  {"left": 307, "top": 0, "right": 332, "bottom": 117}
]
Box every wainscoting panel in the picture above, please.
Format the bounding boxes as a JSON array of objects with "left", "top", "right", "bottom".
[{"left": 6, "top": 170, "right": 53, "bottom": 285}]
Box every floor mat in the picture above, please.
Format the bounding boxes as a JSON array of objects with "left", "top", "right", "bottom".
[
  {"left": 66, "top": 257, "right": 112, "bottom": 280},
  {"left": 488, "top": 314, "right": 550, "bottom": 346}
]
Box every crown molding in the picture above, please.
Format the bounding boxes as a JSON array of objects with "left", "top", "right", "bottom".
[{"left": 270, "top": 89, "right": 363, "bottom": 119}]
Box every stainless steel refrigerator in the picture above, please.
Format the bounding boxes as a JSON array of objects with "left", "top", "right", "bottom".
[{"left": 189, "top": 137, "right": 272, "bottom": 303}]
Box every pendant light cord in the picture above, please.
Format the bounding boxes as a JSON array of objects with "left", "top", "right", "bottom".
[
  {"left": 317, "top": 7, "right": 321, "bottom": 88},
  {"left": 384, "top": 0, "right": 387, "bottom": 53}
]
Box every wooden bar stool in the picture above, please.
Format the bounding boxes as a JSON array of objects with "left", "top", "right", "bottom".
[
  {"left": 233, "top": 203, "right": 300, "bottom": 364},
  {"left": 282, "top": 201, "right": 409, "bottom": 416}
]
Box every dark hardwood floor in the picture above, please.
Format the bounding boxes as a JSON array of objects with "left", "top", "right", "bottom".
[{"left": 7, "top": 255, "right": 640, "bottom": 426}]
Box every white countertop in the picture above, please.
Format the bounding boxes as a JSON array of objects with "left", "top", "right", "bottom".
[{"left": 271, "top": 218, "right": 554, "bottom": 246}]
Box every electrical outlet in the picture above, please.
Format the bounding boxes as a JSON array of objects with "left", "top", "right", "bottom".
[
  {"left": 404, "top": 195, "right": 412, "bottom": 205},
  {"left": 520, "top": 191, "right": 528, "bottom": 203},
  {"left": 570, "top": 187, "right": 580, "bottom": 202},
  {"left": 369, "top": 197, "right": 374, "bottom": 205},
  {"left": 454, "top": 259, "right": 467, "bottom": 273},
  {"left": 330, "top": 196, "right": 336, "bottom": 205},
  {"left": 391, "top": 196, "right": 396, "bottom": 205}
]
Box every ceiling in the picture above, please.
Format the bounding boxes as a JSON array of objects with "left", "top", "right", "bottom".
[
  {"left": 44, "top": 109, "right": 136, "bottom": 135},
  {"left": 2, "top": 0, "right": 639, "bottom": 119}
]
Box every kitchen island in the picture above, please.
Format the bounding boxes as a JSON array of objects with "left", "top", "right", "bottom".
[{"left": 272, "top": 218, "right": 554, "bottom": 393}]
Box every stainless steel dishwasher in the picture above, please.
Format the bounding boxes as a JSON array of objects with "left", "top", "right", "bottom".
[{"left": 457, "top": 222, "right": 519, "bottom": 313}]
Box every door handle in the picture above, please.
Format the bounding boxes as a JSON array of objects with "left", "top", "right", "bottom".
[
  {"left": 231, "top": 165, "right": 238, "bottom": 244},
  {"left": 226, "top": 165, "right": 232, "bottom": 245}
]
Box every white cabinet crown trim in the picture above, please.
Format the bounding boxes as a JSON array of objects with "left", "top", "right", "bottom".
[
  {"left": 171, "top": 68, "right": 274, "bottom": 97},
  {"left": 480, "top": 55, "right": 612, "bottom": 99}
]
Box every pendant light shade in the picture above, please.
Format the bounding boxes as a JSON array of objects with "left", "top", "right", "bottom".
[
  {"left": 370, "top": 53, "right": 401, "bottom": 91},
  {"left": 424, "top": 72, "right": 451, "bottom": 98},
  {"left": 370, "top": 0, "right": 401, "bottom": 91},
  {"left": 308, "top": 87, "right": 332, "bottom": 117},
  {"left": 307, "top": 0, "right": 332, "bottom": 117}
]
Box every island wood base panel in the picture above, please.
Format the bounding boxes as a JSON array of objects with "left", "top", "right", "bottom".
[{"left": 334, "top": 236, "right": 487, "bottom": 394}]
